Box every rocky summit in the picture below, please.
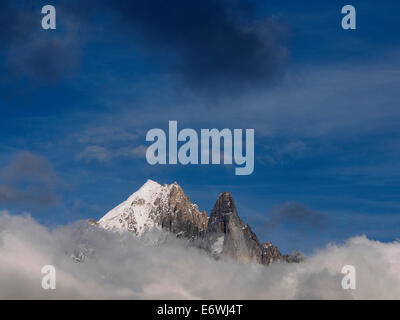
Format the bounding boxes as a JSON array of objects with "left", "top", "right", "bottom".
[
  {"left": 203, "top": 192, "right": 263, "bottom": 264},
  {"left": 204, "top": 192, "right": 302, "bottom": 265},
  {"left": 98, "top": 180, "right": 302, "bottom": 266}
]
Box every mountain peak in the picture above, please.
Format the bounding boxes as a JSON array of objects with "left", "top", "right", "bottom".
[
  {"left": 141, "top": 179, "right": 162, "bottom": 189},
  {"left": 218, "top": 191, "right": 234, "bottom": 201},
  {"left": 204, "top": 191, "right": 262, "bottom": 264},
  {"left": 98, "top": 180, "right": 300, "bottom": 267},
  {"left": 98, "top": 180, "right": 207, "bottom": 238},
  {"left": 145, "top": 178, "right": 160, "bottom": 184},
  {"left": 211, "top": 191, "right": 239, "bottom": 218}
]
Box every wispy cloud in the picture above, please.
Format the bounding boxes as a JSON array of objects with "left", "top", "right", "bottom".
[
  {"left": 258, "top": 140, "right": 307, "bottom": 166},
  {"left": 75, "top": 145, "right": 147, "bottom": 163}
]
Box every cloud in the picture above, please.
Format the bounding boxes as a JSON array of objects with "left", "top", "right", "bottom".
[
  {"left": 5, "top": 34, "right": 81, "bottom": 83},
  {"left": 75, "top": 145, "right": 147, "bottom": 163},
  {"left": 74, "top": 52, "right": 400, "bottom": 147},
  {"left": 75, "top": 146, "right": 111, "bottom": 163},
  {"left": 259, "top": 140, "right": 307, "bottom": 166},
  {"left": 74, "top": 127, "right": 139, "bottom": 145},
  {"left": 102, "top": 0, "right": 288, "bottom": 95},
  {"left": 0, "top": 152, "right": 56, "bottom": 208},
  {"left": 0, "top": 2, "right": 82, "bottom": 83},
  {"left": 0, "top": 212, "right": 399, "bottom": 299},
  {"left": 265, "top": 202, "right": 327, "bottom": 231},
  {"left": 1, "top": 1, "right": 288, "bottom": 94}
]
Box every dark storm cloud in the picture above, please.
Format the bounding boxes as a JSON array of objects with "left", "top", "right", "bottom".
[
  {"left": 0, "top": 152, "right": 56, "bottom": 208},
  {"left": 103, "top": 0, "right": 288, "bottom": 94},
  {"left": 265, "top": 202, "right": 327, "bottom": 230},
  {"left": 1, "top": 0, "right": 287, "bottom": 93},
  {"left": 0, "top": 1, "right": 81, "bottom": 83}
]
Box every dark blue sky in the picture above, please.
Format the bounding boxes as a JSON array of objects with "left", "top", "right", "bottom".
[{"left": 1, "top": 0, "right": 400, "bottom": 254}]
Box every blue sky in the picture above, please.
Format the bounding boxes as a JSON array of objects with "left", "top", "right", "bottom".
[{"left": 1, "top": 0, "right": 400, "bottom": 254}]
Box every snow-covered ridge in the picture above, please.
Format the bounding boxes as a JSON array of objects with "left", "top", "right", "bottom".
[
  {"left": 98, "top": 180, "right": 172, "bottom": 236},
  {"left": 98, "top": 179, "right": 206, "bottom": 237}
]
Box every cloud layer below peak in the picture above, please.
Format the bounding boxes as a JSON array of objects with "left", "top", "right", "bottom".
[{"left": 0, "top": 212, "right": 399, "bottom": 299}]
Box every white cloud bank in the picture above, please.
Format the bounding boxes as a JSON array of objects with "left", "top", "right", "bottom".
[{"left": 0, "top": 211, "right": 399, "bottom": 299}]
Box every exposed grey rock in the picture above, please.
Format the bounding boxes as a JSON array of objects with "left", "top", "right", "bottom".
[
  {"left": 260, "top": 241, "right": 283, "bottom": 265},
  {"left": 203, "top": 192, "right": 301, "bottom": 266},
  {"left": 98, "top": 181, "right": 303, "bottom": 267},
  {"left": 283, "top": 250, "right": 305, "bottom": 263},
  {"left": 203, "top": 192, "right": 263, "bottom": 264},
  {"left": 157, "top": 182, "right": 208, "bottom": 240}
]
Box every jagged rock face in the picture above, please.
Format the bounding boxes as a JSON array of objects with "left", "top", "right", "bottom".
[
  {"left": 98, "top": 180, "right": 302, "bottom": 266},
  {"left": 260, "top": 241, "right": 284, "bottom": 265},
  {"left": 158, "top": 183, "right": 208, "bottom": 240},
  {"left": 283, "top": 251, "right": 304, "bottom": 263},
  {"left": 204, "top": 192, "right": 263, "bottom": 264},
  {"left": 98, "top": 180, "right": 207, "bottom": 240},
  {"left": 204, "top": 192, "right": 298, "bottom": 266}
]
